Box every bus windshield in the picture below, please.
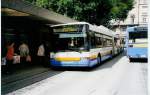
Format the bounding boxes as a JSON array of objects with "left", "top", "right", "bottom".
[
  {"left": 129, "top": 31, "right": 147, "bottom": 43},
  {"left": 52, "top": 24, "right": 88, "bottom": 51},
  {"left": 54, "top": 37, "right": 85, "bottom": 51}
]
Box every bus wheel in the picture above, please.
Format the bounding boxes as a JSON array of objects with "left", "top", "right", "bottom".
[{"left": 110, "top": 51, "right": 113, "bottom": 58}]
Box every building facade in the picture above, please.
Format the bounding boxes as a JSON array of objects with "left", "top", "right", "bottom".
[{"left": 112, "top": 0, "right": 148, "bottom": 38}]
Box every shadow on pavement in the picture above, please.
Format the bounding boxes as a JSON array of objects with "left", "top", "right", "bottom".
[{"left": 92, "top": 51, "right": 126, "bottom": 71}]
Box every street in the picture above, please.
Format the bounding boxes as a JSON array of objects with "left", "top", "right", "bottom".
[{"left": 7, "top": 52, "right": 148, "bottom": 95}]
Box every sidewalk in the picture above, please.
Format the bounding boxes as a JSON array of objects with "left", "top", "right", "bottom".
[{"left": 116, "top": 63, "right": 147, "bottom": 95}]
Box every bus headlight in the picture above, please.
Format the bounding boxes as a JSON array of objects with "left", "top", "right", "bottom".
[{"left": 50, "top": 52, "right": 55, "bottom": 58}]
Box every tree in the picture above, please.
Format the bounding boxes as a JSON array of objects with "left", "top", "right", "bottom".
[{"left": 26, "top": 0, "right": 134, "bottom": 26}]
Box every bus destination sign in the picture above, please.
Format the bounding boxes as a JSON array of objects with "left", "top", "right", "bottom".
[{"left": 53, "top": 25, "right": 83, "bottom": 33}]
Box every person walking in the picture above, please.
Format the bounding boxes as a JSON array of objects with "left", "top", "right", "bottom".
[{"left": 5, "top": 41, "right": 15, "bottom": 74}]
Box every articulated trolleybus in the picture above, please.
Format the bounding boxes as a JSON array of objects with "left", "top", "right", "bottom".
[
  {"left": 126, "top": 26, "right": 148, "bottom": 61},
  {"left": 50, "top": 22, "right": 120, "bottom": 67}
]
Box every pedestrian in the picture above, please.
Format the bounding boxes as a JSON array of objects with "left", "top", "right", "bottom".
[
  {"left": 37, "top": 43, "right": 45, "bottom": 66},
  {"left": 5, "top": 41, "right": 15, "bottom": 74},
  {"left": 19, "top": 42, "right": 30, "bottom": 66}
]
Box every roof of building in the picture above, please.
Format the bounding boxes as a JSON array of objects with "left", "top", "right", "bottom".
[{"left": 51, "top": 22, "right": 114, "bottom": 37}]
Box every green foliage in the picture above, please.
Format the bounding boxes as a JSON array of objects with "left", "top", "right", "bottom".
[
  {"left": 25, "top": 0, "right": 134, "bottom": 26},
  {"left": 110, "top": 0, "right": 134, "bottom": 22}
]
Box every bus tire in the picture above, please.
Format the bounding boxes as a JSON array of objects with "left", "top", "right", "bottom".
[{"left": 110, "top": 51, "right": 113, "bottom": 58}]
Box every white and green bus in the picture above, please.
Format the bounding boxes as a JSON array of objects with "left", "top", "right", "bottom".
[{"left": 50, "top": 22, "right": 119, "bottom": 67}]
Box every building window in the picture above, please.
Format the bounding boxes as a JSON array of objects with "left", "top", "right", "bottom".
[
  {"left": 122, "top": 27, "right": 126, "bottom": 32},
  {"left": 143, "top": 17, "right": 147, "bottom": 23},
  {"left": 142, "top": 12, "right": 147, "bottom": 15},
  {"left": 143, "top": 0, "right": 147, "bottom": 4},
  {"left": 140, "top": 0, "right": 147, "bottom": 4},
  {"left": 142, "top": 5, "right": 148, "bottom": 8}
]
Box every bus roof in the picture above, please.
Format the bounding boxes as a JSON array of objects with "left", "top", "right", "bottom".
[
  {"left": 127, "top": 26, "right": 148, "bottom": 32},
  {"left": 89, "top": 25, "right": 113, "bottom": 37},
  {"left": 51, "top": 22, "right": 114, "bottom": 37},
  {"left": 51, "top": 22, "right": 89, "bottom": 27}
]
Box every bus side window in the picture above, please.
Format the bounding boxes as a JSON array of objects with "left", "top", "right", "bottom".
[
  {"left": 103, "top": 38, "right": 106, "bottom": 46},
  {"left": 106, "top": 39, "right": 112, "bottom": 47},
  {"left": 95, "top": 36, "right": 98, "bottom": 48},
  {"left": 133, "top": 38, "right": 135, "bottom": 43},
  {"left": 95, "top": 37, "right": 102, "bottom": 48},
  {"left": 91, "top": 32, "right": 96, "bottom": 48}
]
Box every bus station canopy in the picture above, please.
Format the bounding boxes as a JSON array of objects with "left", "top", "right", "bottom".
[{"left": 1, "top": 0, "right": 77, "bottom": 24}]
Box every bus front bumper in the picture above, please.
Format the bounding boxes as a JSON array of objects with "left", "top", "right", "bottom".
[{"left": 50, "top": 59, "right": 90, "bottom": 67}]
